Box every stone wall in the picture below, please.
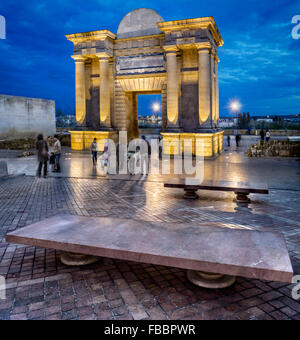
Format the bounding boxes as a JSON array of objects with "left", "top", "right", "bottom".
[
  {"left": 0, "top": 95, "right": 56, "bottom": 139},
  {"left": 223, "top": 129, "right": 300, "bottom": 136},
  {"left": 247, "top": 140, "right": 300, "bottom": 158}
]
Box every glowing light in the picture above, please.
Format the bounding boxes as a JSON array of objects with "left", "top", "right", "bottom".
[
  {"left": 229, "top": 100, "right": 242, "bottom": 113},
  {"left": 152, "top": 102, "right": 160, "bottom": 113}
]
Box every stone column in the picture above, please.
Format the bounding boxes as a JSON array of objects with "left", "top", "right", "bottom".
[
  {"left": 97, "top": 54, "right": 111, "bottom": 129},
  {"left": 211, "top": 51, "right": 216, "bottom": 128},
  {"left": 72, "top": 56, "right": 86, "bottom": 125},
  {"left": 164, "top": 46, "right": 180, "bottom": 130},
  {"left": 215, "top": 56, "right": 220, "bottom": 125},
  {"left": 197, "top": 45, "right": 212, "bottom": 128}
]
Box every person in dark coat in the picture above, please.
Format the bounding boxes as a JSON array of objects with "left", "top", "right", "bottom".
[
  {"left": 227, "top": 135, "right": 231, "bottom": 147},
  {"left": 36, "top": 134, "right": 49, "bottom": 178},
  {"left": 235, "top": 134, "right": 241, "bottom": 147}
]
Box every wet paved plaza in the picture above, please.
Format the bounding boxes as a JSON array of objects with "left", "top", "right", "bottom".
[{"left": 0, "top": 137, "right": 300, "bottom": 320}]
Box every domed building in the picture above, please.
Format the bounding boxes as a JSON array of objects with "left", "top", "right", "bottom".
[{"left": 66, "top": 8, "right": 224, "bottom": 158}]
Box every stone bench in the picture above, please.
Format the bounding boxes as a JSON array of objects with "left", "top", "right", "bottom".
[
  {"left": 164, "top": 178, "right": 269, "bottom": 203},
  {"left": 5, "top": 214, "right": 293, "bottom": 289}
]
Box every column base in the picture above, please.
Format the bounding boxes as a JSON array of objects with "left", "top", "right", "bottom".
[
  {"left": 99, "top": 126, "right": 114, "bottom": 132},
  {"left": 70, "top": 130, "right": 118, "bottom": 151},
  {"left": 160, "top": 131, "right": 224, "bottom": 158},
  {"left": 234, "top": 192, "right": 251, "bottom": 204},
  {"left": 60, "top": 252, "right": 100, "bottom": 266},
  {"left": 187, "top": 270, "right": 236, "bottom": 289},
  {"left": 184, "top": 189, "right": 199, "bottom": 199},
  {"left": 164, "top": 127, "right": 182, "bottom": 133}
]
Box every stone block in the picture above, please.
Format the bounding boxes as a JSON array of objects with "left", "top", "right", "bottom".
[{"left": 5, "top": 214, "right": 294, "bottom": 283}]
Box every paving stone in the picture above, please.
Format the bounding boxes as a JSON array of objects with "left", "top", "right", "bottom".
[{"left": 0, "top": 152, "right": 299, "bottom": 320}]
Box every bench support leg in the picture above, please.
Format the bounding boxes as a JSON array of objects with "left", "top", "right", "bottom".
[
  {"left": 234, "top": 192, "right": 251, "bottom": 203},
  {"left": 184, "top": 189, "right": 199, "bottom": 199},
  {"left": 60, "top": 252, "right": 100, "bottom": 266},
  {"left": 187, "top": 270, "right": 236, "bottom": 289}
]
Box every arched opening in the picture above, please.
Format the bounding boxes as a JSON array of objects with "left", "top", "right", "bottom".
[{"left": 124, "top": 91, "right": 164, "bottom": 141}]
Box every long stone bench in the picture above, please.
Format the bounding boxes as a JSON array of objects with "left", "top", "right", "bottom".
[
  {"left": 164, "top": 178, "right": 269, "bottom": 203},
  {"left": 5, "top": 214, "right": 293, "bottom": 289}
]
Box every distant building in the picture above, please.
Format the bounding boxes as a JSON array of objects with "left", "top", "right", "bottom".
[
  {"left": 256, "top": 118, "right": 273, "bottom": 123},
  {"left": 218, "top": 118, "right": 236, "bottom": 128}
]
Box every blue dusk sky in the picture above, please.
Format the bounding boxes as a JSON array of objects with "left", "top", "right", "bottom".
[{"left": 0, "top": 0, "right": 299, "bottom": 117}]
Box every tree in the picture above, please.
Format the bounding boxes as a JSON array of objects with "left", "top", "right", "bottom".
[{"left": 56, "top": 108, "right": 63, "bottom": 117}]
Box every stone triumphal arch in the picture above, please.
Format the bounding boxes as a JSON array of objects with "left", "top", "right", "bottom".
[{"left": 67, "top": 8, "right": 224, "bottom": 157}]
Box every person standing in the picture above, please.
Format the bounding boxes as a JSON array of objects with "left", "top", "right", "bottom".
[
  {"left": 266, "top": 130, "right": 271, "bottom": 142},
  {"left": 235, "top": 134, "right": 239, "bottom": 147},
  {"left": 91, "top": 138, "right": 98, "bottom": 166},
  {"left": 53, "top": 135, "right": 62, "bottom": 173},
  {"left": 260, "top": 129, "right": 265, "bottom": 141},
  {"left": 100, "top": 140, "right": 109, "bottom": 170},
  {"left": 36, "top": 134, "right": 49, "bottom": 178},
  {"left": 227, "top": 135, "right": 231, "bottom": 147}
]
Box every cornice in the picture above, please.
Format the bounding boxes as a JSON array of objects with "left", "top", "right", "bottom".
[
  {"left": 66, "top": 30, "right": 116, "bottom": 44},
  {"left": 158, "top": 17, "right": 224, "bottom": 47}
]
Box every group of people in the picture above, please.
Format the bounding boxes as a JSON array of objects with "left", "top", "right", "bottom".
[
  {"left": 226, "top": 129, "right": 271, "bottom": 148},
  {"left": 36, "top": 134, "right": 61, "bottom": 178},
  {"left": 260, "top": 129, "right": 271, "bottom": 142},
  {"left": 227, "top": 134, "right": 242, "bottom": 147},
  {"left": 91, "top": 138, "right": 109, "bottom": 169},
  {"left": 90, "top": 135, "right": 156, "bottom": 175}
]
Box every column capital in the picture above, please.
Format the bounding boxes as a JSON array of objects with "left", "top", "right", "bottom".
[
  {"left": 71, "top": 55, "right": 87, "bottom": 62},
  {"left": 195, "top": 42, "right": 212, "bottom": 52},
  {"left": 95, "top": 52, "right": 113, "bottom": 60},
  {"left": 163, "top": 45, "right": 179, "bottom": 54}
]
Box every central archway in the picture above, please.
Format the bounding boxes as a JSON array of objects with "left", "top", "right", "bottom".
[{"left": 116, "top": 75, "right": 167, "bottom": 140}]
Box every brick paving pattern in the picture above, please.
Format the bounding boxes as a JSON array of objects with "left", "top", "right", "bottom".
[{"left": 0, "top": 174, "right": 300, "bottom": 320}]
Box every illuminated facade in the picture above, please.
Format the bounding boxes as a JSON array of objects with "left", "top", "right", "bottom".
[{"left": 66, "top": 9, "right": 224, "bottom": 157}]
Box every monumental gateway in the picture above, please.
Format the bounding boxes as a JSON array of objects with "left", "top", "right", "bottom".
[{"left": 66, "top": 9, "right": 224, "bottom": 157}]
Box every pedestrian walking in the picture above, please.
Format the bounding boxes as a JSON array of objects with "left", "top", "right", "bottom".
[
  {"left": 235, "top": 134, "right": 241, "bottom": 147},
  {"left": 260, "top": 129, "right": 265, "bottom": 141},
  {"left": 158, "top": 136, "right": 162, "bottom": 159},
  {"left": 91, "top": 138, "right": 98, "bottom": 165},
  {"left": 129, "top": 146, "right": 142, "bottom": 175},
  {"left": 36, "top": 134, "right": 49, "bottom": 178},
  {"left": 227, "top": 135, "right": 231, "bottom": 147},
  {"left": 53, "top": 135, "right": 62, "bottom": 173}
]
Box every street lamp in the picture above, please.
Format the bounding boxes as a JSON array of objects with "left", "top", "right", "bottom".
[
  {"left": 152, "top": 102, "right": 160, "bottom": 128},
  {"left": 229, "top": 100, "right": 242, "bottom": 128}
]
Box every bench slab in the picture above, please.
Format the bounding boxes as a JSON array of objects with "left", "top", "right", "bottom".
[
  {"left": 164, "top": 179, "right": 269, "bottom": 194},
  {"left": 5, "top": 214, "right": 293, "bottom": 283}
]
